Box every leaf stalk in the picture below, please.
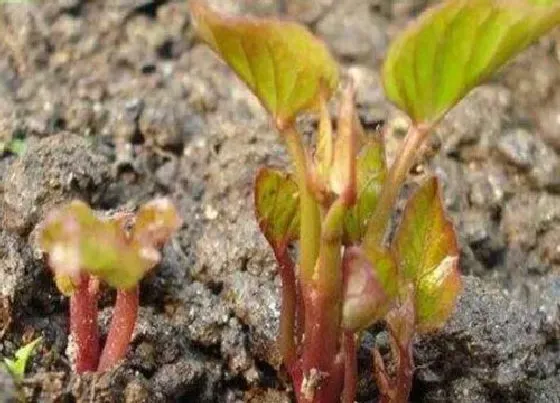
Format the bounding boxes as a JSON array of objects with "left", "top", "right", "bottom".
[{"left": 363, "top": 123, "right": 431, "bottom": 250}]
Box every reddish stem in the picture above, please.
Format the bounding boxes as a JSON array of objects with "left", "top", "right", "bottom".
[
  {"left": 342, "top": 332, "right": 358, "bottom": 403},
  {"left": 97, "top": 286, "right": 139, "bottom": 372},
  {"left": 295, "top": 279, "right": 305, "bottom": 347},
  {"left": 274, "top": 246, "right": 298, "bottom": 369},
  {"left": 374, "top": 294, "right": 416, "bottom": 403},
  {"left": 375, "top": 338, "right": 414, "bottom": 403},
  {"left": 300, "top": 288, "right": 343, "bottom": 403},
  {"left": 70, "top": 274, "right": 100, "bottom": 373},
  {"left": 392, "top": 336, "right": 414, "bottom": 403},
  {"left": 291, "top": 361, "right": 305, "bottom": 402}
]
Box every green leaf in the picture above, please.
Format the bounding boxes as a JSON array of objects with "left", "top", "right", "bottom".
[
  {"left": 527, "top": 0, "right": 559, "bottom": 4},
  {"left": 383, "top": 0, "right": 560, "bottom": 124},
  {"left": 3, "top": 337, "right": 42, "bottom": 380},
  {"left": 7, "top": 138, "right": 26, "bottom": 156},
  {"left": 344, "top": 137, "right": 387, "bottom": 243},
  {"left": 190, "top": 1, "right": 339, "bottom": 126},
  {"left": 39, "top": 200, "right": 180, "bottom": 291},
  {"left": 393, "top": 177, "right": 461, "bottom": 333},
  {"left": 255, "top": 167, "right": 300, "bottom": 252}
]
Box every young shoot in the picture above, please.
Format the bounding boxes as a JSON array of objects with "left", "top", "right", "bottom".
[
  {"left": 2, "top": 337, "right": 42, "bottom": 381},
  {"left": 190, "top": 0, "right": 560, "bottom": 402},
  {"left": 38, "top": 199, "right": 181, "bottom": 373}
]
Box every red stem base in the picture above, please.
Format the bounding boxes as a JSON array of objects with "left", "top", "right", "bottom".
[
  {"left": 97, "top": 286, "right": 139, "bottom": 372},
  {"left": 70, "top": 274, "right": 100, "bottom": 373}
]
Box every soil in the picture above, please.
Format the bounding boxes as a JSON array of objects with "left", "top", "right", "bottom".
[{"left": 0, "top": 0, "right": 559, "bottom": 402}]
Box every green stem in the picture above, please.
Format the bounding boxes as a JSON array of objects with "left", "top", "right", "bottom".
[
  {"left": 282, "top": 125, "right": 321, "bottom": 283},
  {"left": 363, "top": 123, "right": 431, "bottom": 250}
]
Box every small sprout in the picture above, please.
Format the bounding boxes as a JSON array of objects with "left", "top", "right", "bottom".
[
  {"left": 255, "top": 167, "right": 300, "bottom": 366},
  {"left": 1, "top": 137, "right": 26, "bottom": 156},
  {"left": 38, "top": 199, "right": 180, "bottom": 373},
  {"left": 3, "top": 337, "right": 42, "bottom": 381}
]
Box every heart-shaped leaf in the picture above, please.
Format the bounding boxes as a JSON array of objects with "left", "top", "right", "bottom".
[
  {"left": 392, "top": 177, "right": 461, "bottom": 333},
  {"left": 255, "top": 167, "right": 300, "bottom": 252},
  {"left": 383, "top": 0, "right": 560, "bottom": 124},
  {"left": 344, "top": 136, "right": 387, "bottom": 243},
  {"left": 190, "top": 1, "right": 339, "bottom": 127}
]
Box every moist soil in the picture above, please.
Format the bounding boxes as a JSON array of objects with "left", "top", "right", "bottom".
[{"left": 0, "top": 1, "right": 559, "bottom": 402}]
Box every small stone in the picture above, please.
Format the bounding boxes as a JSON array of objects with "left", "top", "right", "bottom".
[
  {"left": 150, "top": 358, "right": 206, "bottom": 400},
  {"left": 537, "top": 92, "right": 560, "bottom": 153},
  {"left": 124, "top": 379, "right": 150, "bottom": 403},
  {"left": 155, "top": 160, "right": 177, "bottom": 189},
  {"left": 529, "top": 137, "right": 560, "bottom": 192},
  {"left": 540, "top": 228, "right": 560, "bottom": 265},
  {"left": 536, "top": 193, "right": 560, "bottom": 232},
  {"left": 0, "top": 231, "right": 26, "bottom": 302},
  {"left": 497, "top": 128, "right": 536, "bottom": 169},
  {"left": 285, "top": 0, "right": 335, "bottom": 24},
  {"left": 468, "top": 167, "right": 508, "bottom": 208},
  {"left": 139, "top": 96, "right": 184, "bottom": 149},
  {"left": 347, "top": 66, "right": 385, "bottom": 107},
  {"left": 204, "top": 205, "right": 218, "bottom": 220},
  {"left": 432, "top": 157, "right": 467, "bottom": 212},
  {"left": 316, "top": 2, "right": 388, "bottom": 62},
  {"left": 461, "top": 210, "right": 504, "bottom": 267},
  {"left": 501, "top": 193, "right": 539, "bottom": 249},
  {"left": 436, "top": 86, "right": 510, "bottom": 157}
]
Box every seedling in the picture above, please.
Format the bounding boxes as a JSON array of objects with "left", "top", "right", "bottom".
[
  {"left": 2, "top": 337, "right": 42, "bottom": 381},
  {"left": 190, "top": 1, "right": 559, "bottom": 402},
  {"left": 38, "top": 199, "right": 181, "bottom": 373}
]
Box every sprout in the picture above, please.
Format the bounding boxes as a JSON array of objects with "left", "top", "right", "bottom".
[{"left": 38, "top": 199, "right": 181, "bottom": 373}]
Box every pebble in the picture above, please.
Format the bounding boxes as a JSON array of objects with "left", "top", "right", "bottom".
[
  {"left": 316, "top": 1, "right": 388, "bottom": 62},
  {"left": 285, "top": 0, "right": 334, "bottom": 24},
  {"left": 497, "top": 128, "right": 536, "bottom": 169},
  {"left": 501, "top": 193, "right": 539, "bottom": 249},
  {"left": 461, "top": 210, "right": 504, "bottom": 267},
  {"left": 537, "top": 92, "right": 560, "bottom": 153},
  {"left": 467, "top": 167, "right": 507, "bottom": 208},
  {"left": 540, "top": 228, "right": 560, "bottom": 265},
  {"left": 529, "top": 138, "right": 560, "bottom": 192},
  {"left": 436, "top": 86, "right": 511, "bottom": 158}
]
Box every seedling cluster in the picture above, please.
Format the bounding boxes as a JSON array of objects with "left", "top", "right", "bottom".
[
  {"left": 190, "top": 1, "right": 560, "bottom": 402},
  {"left": 23, "top": 0, "right": 560, "bottom": 400},
  {"left": 38, "top": 199, "right": 180, "bottom": 373}
]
